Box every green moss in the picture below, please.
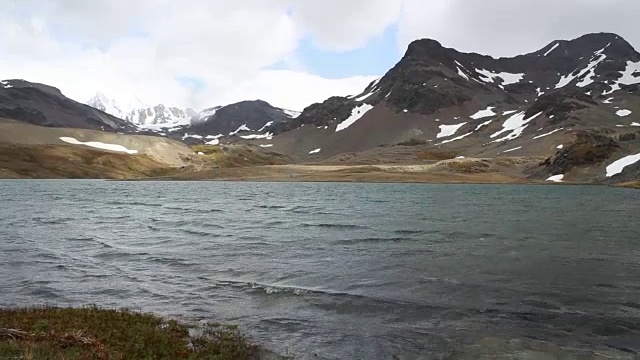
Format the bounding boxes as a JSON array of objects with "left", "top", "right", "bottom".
[{"left": 0, "top": 306, "right": 257, "bottom": 360}]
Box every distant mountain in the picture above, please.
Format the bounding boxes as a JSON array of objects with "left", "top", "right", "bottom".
[
  {"left": 188, "top": 100, "right": 299, "bottom": 136},
  {"left": 87, "top": 93, "right": 195, "bottom": 129},
  {"left": 0, "top": 80, "right": 135, "bottom": 132},
  {"left": 262, "top": 32, "right": 640, "bottom": 182}
]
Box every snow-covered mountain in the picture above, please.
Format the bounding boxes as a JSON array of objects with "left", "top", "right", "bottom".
[
  {"left": 260, "top": 32, "right": 640, "bottom": 184},
  {"left": 87, "top": 93, "right": 195, "bottom": 129}
]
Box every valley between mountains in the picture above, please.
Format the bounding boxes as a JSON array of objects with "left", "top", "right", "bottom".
[{"left": 1, "top": 32, "right": 639, "bottom": 188}]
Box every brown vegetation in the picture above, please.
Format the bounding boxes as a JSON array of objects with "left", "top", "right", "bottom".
[
  {"left": 0, "top": 307, "right": 257, "bottom": 360},
  {"left": 0, "top": 144, "right": 179, "bottom": 179}
]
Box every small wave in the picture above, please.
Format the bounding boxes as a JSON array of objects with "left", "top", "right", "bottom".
[
  {"left": 32, "top": 217, "right": 75, "bottom": 225},
  {"left": 100, "top": 215, "right": 130, "bottom": 221},
  {"left": 394, "top": 229, "right": 425, "bottom": 235},
  {"left": 213, "top": 279, "right": 347, "bottom": 298},
  {"left": 148, "top": 256, "right": 196, "bottom": 268},
  {"left": 92, "top": 239, "right": 114, "bottom": 248},
  {"left": 105, "top": 201, "right": 163, "bottom": 207},
  {"left": 198, "top": 223, "right": 225, "bottom": 230},
  {"left": 255, "top": 205, "right": 286, "bottom": 209},
  {"left": 66, "top": 236, "right": 96, "bottom": 242},
  {"left": 288, "top": 205, "right": 313, "bottom": 213},
  {"left": 300, "top": 223, "right": 367, "bottom": 230},
  {"left": 180, "top": 229, "right": 219, "bottom": 237},
  {"left": 150, "top": 218, "right": 190, "bottom": 226},
  {"left": 334, "top": 237, "right": 407, "bottom": 245},
  {"left": 263, "top": 220, "right": 285, "bottom": 226}
]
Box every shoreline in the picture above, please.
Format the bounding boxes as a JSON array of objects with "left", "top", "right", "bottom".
[{"left": 0, "top": 306, "right": 260, "bottom": 359}]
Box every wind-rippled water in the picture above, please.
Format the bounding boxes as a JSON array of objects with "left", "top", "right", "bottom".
[{"left": 1, "top": 180, "right": 640, "bottom": 359}]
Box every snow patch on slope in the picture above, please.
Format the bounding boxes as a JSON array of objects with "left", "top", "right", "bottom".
[
  {"left": 282, "top": 109, "right": 301, "bottom": 119},
  {"left": 533, "top": 128, "right": 563, "bottom": 139},
  {"left": 543, "top": 42, "right": 560, "bottom": 56},
  {"left": 491, "top": 112, "right": 543, "bottom": 142},
  {"left": 59, "top": 137, "right": 138, "bottom": 154},
  {"left": 241, "top": 133, "right": 273, "bottom": 140},
  {"left": 605, "top": 60, "right": 640, "bottom": 94},
  {"left": 476, "top": 69, "right": 524, "bottom": 87},
  {"left": 503, "top": 146, "right": 522, "bottom": 153},
  {"left": 193, "top": 107, "right": 222, "bottom": 124},
  {"left": 606, "top": 153, "right": 640, "bottom": 177},
  {"left": 546, "top": 174, "right": 564, "bottom": 182},
  {"left": 616, "top": 109, "right": 632, "bottom": 117},
  {"left": 437, "top": 123, "right": 467, "bottom": 139},
  {"left": 229, "top": 124, "right": 251, "bottom": 136},
  {"left": 455, "top": 61, "right": 470, "bottom": 80},
  {"left": 352, "top": 78, "right": 381, "bottom": 101},
  {"left": 336, "top": 104, "right": 374, "bottom": 132},
  {"left": 438, "top": 132, "right": 473, "bottom": 145},
  {"left": 470, "top": 106, "right": 496, "bottom": 120},
  {"left": 556, "top": 45, "right": 608, "bottom": 88}
]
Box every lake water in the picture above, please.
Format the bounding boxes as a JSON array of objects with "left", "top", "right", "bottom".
[{"left": 1, "top": 180, "right": 639, "bottom": 359}]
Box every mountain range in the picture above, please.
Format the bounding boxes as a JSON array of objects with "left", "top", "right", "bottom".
[
  {"left": 86, "top": 93, "right": 196, "bottom": 130},
  {"left": 1, "top": 32, "right": 639, "bottom": 185}
]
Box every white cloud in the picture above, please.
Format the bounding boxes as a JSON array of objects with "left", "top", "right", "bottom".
[
  {"left": 2, "top": 0, "right": 640, "bottom": 113},
  {"left": 211, "top": 70, "right": 377, "bottom": 111},
  {"left": 0, "top": 0, "right": 376, "bottom": 111},
  {"left": 397, "top": 0, "right": 640, "bottom": 57},
  {"left": 291, "top": 0, "right": 402, "bottom": 51}
]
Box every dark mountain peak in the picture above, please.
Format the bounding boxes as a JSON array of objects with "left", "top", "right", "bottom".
[
  {"left": 189, "top": 99, "right": 293, "bottom": 135},
  {"left": 1, "top": 79, "right": 65, "bottom": 97},
  {"left": 232, "top": 99, "right": 271, "bottom": 107},
  {"left": 0, "top": 79, "right": 134, "bottom": 132},
  {"left": 538, "top": 32, "right": 638, "bottom": 60},
  {"left": 571, "top": 32, "right": 629, "bottom": 46},
  {"left": 404, "top": 38, "right": 446, "bottom": 58}
]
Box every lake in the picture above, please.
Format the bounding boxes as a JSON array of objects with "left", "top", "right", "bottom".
[{"left": 1, "top": 180, "right": 639, "bottom": 359}]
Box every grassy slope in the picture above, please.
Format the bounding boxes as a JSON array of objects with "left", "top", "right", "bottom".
[
  {"left": 618, "top": 180, "right": 640, "bottom": 189},
  {"left": 0, "top": 307, "right": 257, "bottom": 360},
  {"left": 0, "top": 144, "right": 182, "bottom": 179}
]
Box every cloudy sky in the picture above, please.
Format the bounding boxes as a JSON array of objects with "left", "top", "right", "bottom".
[{"left": 2, "top": 0, "right": 639, "bottom": 112}]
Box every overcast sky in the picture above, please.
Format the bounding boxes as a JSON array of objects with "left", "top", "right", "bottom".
[{"left": 2, "top": 0, "right": 639, "bottom": 111}]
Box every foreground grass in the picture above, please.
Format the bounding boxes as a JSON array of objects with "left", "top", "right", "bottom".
[{"left": 0, "top": 307, "right": 257, "bottom": 360}]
